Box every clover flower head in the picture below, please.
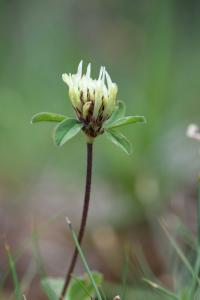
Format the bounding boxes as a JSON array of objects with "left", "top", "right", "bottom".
[
  {"left": 31, "top": 61, "right": 145, "bottom": 152},
  {"left": 186, "top": 124, "right": 200, "bottom": 141},
  {"left": 62, "top": 61, "right": 118, "bottom": 137}
]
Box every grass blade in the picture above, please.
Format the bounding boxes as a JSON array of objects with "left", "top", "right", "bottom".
[
  {"left": 160, "top": 219, "right": 200, "bottom": 286},
  {"left": 189, "top": 177, "right": 200, "bottom": 297},
  {"left": 31, "top": 227, "right": 46, "bottom": 278},
  {"left": 121, "top": 248, "right": 129, "bottom": 300},
  {"left": 197, "top": 176, "right": 200, "bottom": 247},
  {"left": 5, "top": 242, "right": 23, "bottom": 300},
  {"left": 143, "top": 278, "right": 179, "bottom": 299},
  {"left": 66, "top": 217, "right": 103, "bottom": 300},
  {"left": 131, "top": 244, "right": 155, "bottom": 280},
  {"left": 99, "top": 287, "right": 107, "bottom": 300}
]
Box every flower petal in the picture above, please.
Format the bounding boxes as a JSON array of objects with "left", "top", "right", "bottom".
[
  {"left": 77, "top": 60, "right": 83, "bottom": 78},
  {"left": 86, "top": 63, "right": 91, "bottom": 78},
  {"left": 62, "top": 74, "right": 72, "bottom": 86}
]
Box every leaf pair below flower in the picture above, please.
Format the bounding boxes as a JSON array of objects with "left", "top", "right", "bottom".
[
  {"left": 103, "top": 100, "right": 146, "bottom": 130},
  {"left": 103, "top": 100, "right": 126, "bottom": 127},
  {"left": 31, "top": 112, "right": 66, "bottom": 123},
  {"left": 103, "top": 100, "right": 146, "bottom": 155},
  {"left": 31, "top": 102, "right": 146, "bottom": 155},
  {"left": 54, "top": 119, "right": 83, "bottom": 146},
  {"left": 105, "top": 115, "right": 146, "bottom": 129},
  {"left": 31, "top": 112, "right": 82, "bottom": 147},
  {"left": 105, "top": 130, "right": 132, "bottom": 155}
]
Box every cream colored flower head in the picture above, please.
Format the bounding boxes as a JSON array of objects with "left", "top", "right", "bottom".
[
  {"left": 113, "top": 296, "right": 121, "bottom": 300},
  {"left": 186, "top": 124, "right": 200, "bottom": 141},
  {"left": 32, "top": 60, "right": 145, "bottom": 150},
  {"left": 62, "top": 61, "right": 118, "bottom": 137}
]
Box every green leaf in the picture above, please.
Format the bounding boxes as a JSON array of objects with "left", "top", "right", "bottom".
[
  {"left": 68, "top": 272, "right": 103, "bottom": 300},
  {"left": 54, "top": 118, "right": 83, "bottom": 147},
  {"left": 41, "top": 272, "right": 103, "bottom": 300},
  {"left": 41, "top": 278, "right": 58, "bottom": 300},
  {"left": 105, "top": 129, "right": 132, "bottom": 155},
  {"left": 31, "top": 112, "right": 67, "bottom": 123},
  {"left": 104, "top": 100, "right": 126, "bottom": 127},
  {"left": 179, "top": 289, "right": 191, "bottom": 300},
  {"left": 105, "top": 115, "right": 146, "bottom": 129}
]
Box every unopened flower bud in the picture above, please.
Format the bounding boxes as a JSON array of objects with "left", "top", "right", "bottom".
[
  {"left": 186, "top": 124, "right": 200, "bottom": 141},
  {"left": 62, "top": 61, "right": 118, "bottom": 138}
]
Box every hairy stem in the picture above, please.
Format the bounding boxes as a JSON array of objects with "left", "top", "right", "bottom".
[{"left": 60, "top": 142, "right": 93, "bottom": 299}]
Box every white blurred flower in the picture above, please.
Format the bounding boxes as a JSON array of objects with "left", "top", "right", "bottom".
[
  {"left": 62, "top": 61, "right": 118, "bottom": 137},
  {"left": 186, "top": 124, "right": 200, "bottom": 141}
]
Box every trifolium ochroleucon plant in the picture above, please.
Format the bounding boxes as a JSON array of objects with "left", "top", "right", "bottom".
[{"left": 31, "top": 61, "right": 146, "bottom": 299}]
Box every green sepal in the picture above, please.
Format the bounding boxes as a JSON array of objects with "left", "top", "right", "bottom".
[
  {"left": 41, "top": 272, "right": 103, "bottom": 300},
  {"left": 31, "top": 112, "right": 67, "bottom": 123},
  {"left": 104, "top": 100, "right": 126, "bottom": 128},
  {"left": 105, "top": 115, "right": 146, "bottom": 129},
  {"left": 54, "top": 118, "right": 83, "bottom": 147},
  {"left": 105, "top": 129, "right": 132, "bottom": 155}
]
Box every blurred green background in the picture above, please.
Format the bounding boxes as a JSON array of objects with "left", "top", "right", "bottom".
[{"left": 1, "top": 0, "right": 200, "bottom": 299}]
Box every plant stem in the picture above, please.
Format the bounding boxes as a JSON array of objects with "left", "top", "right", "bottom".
[{"left": 60, "top": 142, "right": 93, "bottom": 300}]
